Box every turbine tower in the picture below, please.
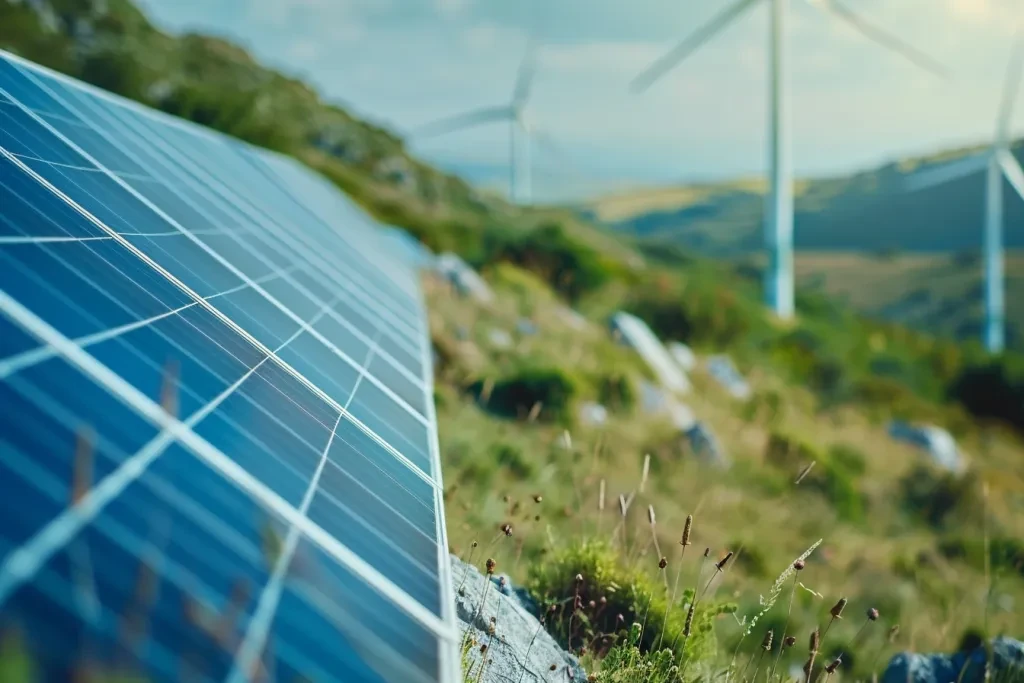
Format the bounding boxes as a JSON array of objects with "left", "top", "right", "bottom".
[
  {"left": 905, "top": 36, "right": 1024, "bottom": 354},
  {"left": 413, "top": 47, "right": 537, "bottom": 204},
  {"left": 631, "top": 0, "right": 945, "bottom": 320}
]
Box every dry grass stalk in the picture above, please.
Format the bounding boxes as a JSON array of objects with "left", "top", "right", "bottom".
[
  {"left": 160, "top": 359, "right": 180, "bottom": 418},
  {"left": 527, "top": 401, "right": 543, "bottom": 423},
  {"left": 804, "top": 628, "right": 820, "bottom": 683},
  {"left": 795, "top": 461, "right": 816, "bottom": 485},
  {"left": 480, "top": 378, "right": 495, "bottom": 406},
  {"left": 71, "top": 427, "right": 96, "bottom": 507}
]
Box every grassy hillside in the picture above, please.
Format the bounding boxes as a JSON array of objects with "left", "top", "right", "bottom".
[
  {"left": 2, "top": 1, "right": 1023, "bottom": 680},
  {"left": 585, "top": 142, "right": 1024, "bottom": 254}
]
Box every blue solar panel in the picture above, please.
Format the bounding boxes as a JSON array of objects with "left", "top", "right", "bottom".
[{"left": 0, "top": 49, "right": 457, "bottom": 682}]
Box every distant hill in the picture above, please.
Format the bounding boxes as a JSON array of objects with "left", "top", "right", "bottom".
[{"left": 585, "top": 142, "right": 1024, "bottom": 254}]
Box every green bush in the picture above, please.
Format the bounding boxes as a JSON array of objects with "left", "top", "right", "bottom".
[
  {"left": 492, "top": 442, "right": 535, "bottom": 480},
  {"left": 527, "top": 542, "right": 735, "bottom": 665},
  {"left": 479, "top": 366, "right": 580, "bottom": 424},
  {"left": 627, "top": 277, "right": 764, "bottom": 349},
  {"left": 938, "top": 535, "right": 1024, "bottom": 577},
  {"left": 899, "top": 464, "right": 979, "bottom": 528},
  {"left": 485, "top": 222, "right": 622, "bottom": 301},
  {"left": 597, "top": 373, "right": 637, "bottom": 413}
]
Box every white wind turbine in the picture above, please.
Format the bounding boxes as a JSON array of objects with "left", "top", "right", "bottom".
[
  {"left": 904, "top": 36, "right": 1024, "bottom": 354},
  {"left": 631, "top": 0, "right": 946, "bottom": 320},
  {"left": 413, "top": 48, "right": 538, "bottom": 204}
]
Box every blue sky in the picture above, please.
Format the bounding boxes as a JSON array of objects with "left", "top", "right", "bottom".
[{"left": 138, "top": 0, "right": 1021, "bottom": 200}]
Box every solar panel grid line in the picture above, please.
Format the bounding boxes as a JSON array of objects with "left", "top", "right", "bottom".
[
  {"left": 0, "top": 144, "right": 440, "bottom": 494},
  {"left": 0, "top": 86, "right": 435, "bottom": 436},
  {"left": 0, "top": 259, "right": 300, "bottom": 382},
  {"left": 51, "top": 85, "right": 430, "bottom": 391},
  {"left": 227, "top": 411, "right": 346, "bottom": 683},
  {"left": 229, "top": 326, "right": 379, "bottom": 683},
  {"left": 0, "top": 228, "right": 231, "bottom": 244},
  {"left": 7, "top": 149, "right": 152, "bottom": 181},
  {"left": 0, "top": 289, "right": 457, "bottom": 645}
]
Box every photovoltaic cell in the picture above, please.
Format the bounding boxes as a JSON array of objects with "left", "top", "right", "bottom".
[{"left": 0, "top": 49, "right": 457, "bottom": 683}]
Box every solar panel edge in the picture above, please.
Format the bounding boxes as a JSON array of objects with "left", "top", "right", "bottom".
[
  {"left": 0, "top": 51, "right": 462, "bottom": 682},
  {"left": 414, "top": 272, "right": 461, "bottom": 683}
]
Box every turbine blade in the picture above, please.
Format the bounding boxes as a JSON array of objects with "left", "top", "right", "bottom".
[
  {"left": 997, "top": 149, "right": 1024, "bottom": 202},
  {"left": 411, "top": 106, "right": 513, "bottom": 139},
  {"left": 820, "top": 0, "right": 948, "bottom": 78},
  {"left": 997, "top": 33, "right": 1024, "bottom": 145},
  {"left": 513, "top": 41, "right": 538, "bottom": 106},
  {"left": 904, "top": 152, "right": 991, "bottom": 192},
  {"left": 631, "top": 0, "right": 762, "bottom": 93}
]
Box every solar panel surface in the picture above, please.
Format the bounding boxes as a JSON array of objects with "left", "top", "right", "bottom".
[{"left": 0, "top": 50, "right": 458, "bottom": 683}]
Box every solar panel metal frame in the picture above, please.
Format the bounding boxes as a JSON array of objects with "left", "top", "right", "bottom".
[{"left": 0, "top": 48, "right": 460, "bottom": 683}]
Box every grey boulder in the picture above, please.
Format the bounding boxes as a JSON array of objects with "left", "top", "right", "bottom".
[{"left": 451, "top": 554, "right": 586, "bottom": 683}]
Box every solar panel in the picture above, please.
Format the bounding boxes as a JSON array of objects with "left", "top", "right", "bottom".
[{"left": 0, "top": 49, "right": 458, "bottom": 683}]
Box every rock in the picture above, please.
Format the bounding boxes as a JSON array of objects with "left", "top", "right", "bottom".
[
  {"left": 882, "top": 637, "right": 1023, "bottom": 683},
  {"left": 579, "top": 402, "right": 609, "bottom": 427},
  {"left": 450, "top": 554, "right": 586, "bottom": 683}
]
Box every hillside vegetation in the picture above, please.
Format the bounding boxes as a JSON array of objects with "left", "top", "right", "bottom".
[
  {"left": 581, "top": 144, "right": 1024, "bottom": 349},
  {"left": 2, "top": 1, "right": 1023, "bottom": 680}
]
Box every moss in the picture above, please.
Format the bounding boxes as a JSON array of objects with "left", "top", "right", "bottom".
[
  {"left": 527, "top": 541, "right": 736, "bottom": 666},
  {"left": 478, "top": 366, "right": 582, "bottom": 424}
]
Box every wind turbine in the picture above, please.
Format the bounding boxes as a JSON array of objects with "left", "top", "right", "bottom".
[
  {"left": 413, "top": 48, "right": 537, "bottom": 204},
  {"left": 631, "top": 0, "right": 946, "bottom": 320},
  {"left": 904, "top": 36, "right": 1024, "bottom": 354}
]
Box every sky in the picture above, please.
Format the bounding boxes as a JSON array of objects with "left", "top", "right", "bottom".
[{"left": 137, "top": 0, "right": 1023, "bottom": 201}]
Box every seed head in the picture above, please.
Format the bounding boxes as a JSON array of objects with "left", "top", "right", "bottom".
[
  {"left": 793, "top": 559, "right": 806, "bottom": 571},
  {"left": 501, "top": 523, "right": 512, "bottom": 536},
  {"left": 575, "top": 573, "right": 584, "bottom": 584},
  {"left": 480, "top": 643, "right": 488, "bottom": 653},
  {"left": 472, "top": 541, "right": 478, "bottom": 548},
  {"left": 680, "top": 514, "right": 693, "bottom": 546},
  {"left": 599, "top": 596, "right": 607, "bottom": 605},
  {"left": 647, "top": 504, "right": 656, "bottom": 526},
  {"left": 533, "top": 494, "right": 543, "bottom": 503},
  {"left": 485, "top": 558, "right": 496, "bottom": 575},
  {"left": 549, "top": 664, "right": 557, "bottom": 671},
  {"left": 659, "top": 556, "right": 668, "bottom": 570},
  {"left": 716, "top": 551, "right": 733, "bottom": 572},
  {"left": 809, "top": 628, "right": 820, "bottom": 653},
  {"left": 498, "top": 576, "right": 507, "bottom": 590},
  {"left": 825, "top": 657, "right": 842, "bottom": 674},
  {"left": 867, "top": 607, "right": 880, "bottom": 621},
  {"left": 616, "top": 614, "right": 625, "bottom": 624},
  {"left": 761, "top": 630, "right": 774, "bottom": 651},
  {"left": 829, "top": 598, "right": 847, "bottom": 619},
  {"left": 703, "top": 547, "right": 710, "bottom": 558},
  {"left": 588, "top": 600, "right": 596, "bottom": 609},
  {"left": 784, "top": 636, "right": 796, "bottom": 648},
  {"left": 683, "top": 602, "right": 695, "bottom": 637}
]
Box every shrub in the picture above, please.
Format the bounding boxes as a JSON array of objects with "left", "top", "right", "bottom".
[
  {"left": 938, "top": 535, "right": 1024, "bottom": 577},
  {"left": 597, "top": 373, "right": 637, "bottom": 413},
  {"left": 899, "top": 464, "right": 979, "bottom": 528},
  {"left": 527, "top": 542, "right": 735, "bottom": 665},
  {"left": 492, "top": 442, "right": 535, "bottom": 481},
  {"left": 480, "top": 366, "right": 580, "bottom": 424},
  {"left": 485, "top": 222, "right": 621, "bottom": 301}
]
